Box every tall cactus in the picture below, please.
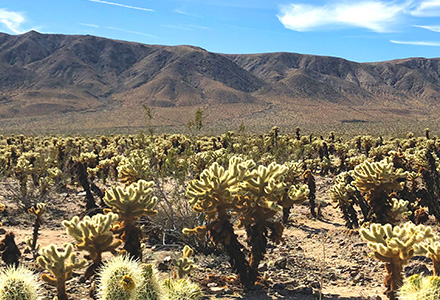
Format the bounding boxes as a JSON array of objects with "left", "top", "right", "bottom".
[
  {"left": 184, "top": 156, "right": 256, "bottom": 288},
  {"left": 354, "top": 157, "right": 407, "bottom": 224},
  {"left": 184, "top": 156, "right": 305, "bottom": 288}
]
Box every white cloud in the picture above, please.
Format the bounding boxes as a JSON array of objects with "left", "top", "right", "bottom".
[
  {"left": 410, "top": 0, "right": 440, "bottom": 16},
  {"left": 0, "top": 8, "right": 26, "bottom": 34},
  {"left": 105, "top": 26, "right": 156, "bottom": 38},
  {"left": 88, "top": 0, "right": 154, "bottom": 12},
  {"left": 413, "top": 24, "right": 440, "bottom": 32},
  {"left": 390, "top": 39, "right": 440, "bottom": 46},
  {"left": 79, "top": 23, "right": 100, "bottom": 28},
  {"left": 173, "top": 9, "right": 193, "bottom": 16},
  {"left": 278, "top": 1, "right": 408, "bottom": 32}
]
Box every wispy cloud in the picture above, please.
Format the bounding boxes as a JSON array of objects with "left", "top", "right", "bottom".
[
  {"left": 173, "top": 9, "right": 198, "bottom": 17},
  {"left": 0, "top": 8, "right": 26, "bottom": 34},
  {"left": 413, "top": 24, "right": 440, "bottom": 32},
  {"left": 187, "top": 24, "right": 211, "bottom": 30},
  {"left": 79, "top": 23, "right": 100, "bottom": 28},
  {"left": 105, "top": 26, "right": 156, "bottom": 38},
  {"left": 390, "top": 40, "right": 440, "bottom": 46},
  {"left": 162, "top": 24, "right": 192, "bottom": 31},
  {"left": 410, "top": 0, "right": 440, "bottom": 16},
  {"left": 88, "top": 0, "right": 154, "bottom": 12},
  {"left": 278, "top": 1, "right": 408, "bottom": 32}
]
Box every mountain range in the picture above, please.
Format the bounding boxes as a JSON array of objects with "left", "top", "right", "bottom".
[{"left": 0, "top": 30, "right": 439, "bottom": 133}]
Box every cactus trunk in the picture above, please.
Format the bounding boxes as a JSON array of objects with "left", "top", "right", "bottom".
[
  {"left": 434, "top": 259, "right": 440, "bottom": 276},
  {"left": 246, "top": 223, "right": 267, "bottom": 271},
  {"left": 367, "top": 190, "right": 391, "bottom": 224},
  {"left": 57, "top": 277, "right": 68, "bottom": 300},
  {"left": 122, "top": 222, "right": 143, "bottom": 260},
  {"left": 384, "top": 261, "right": 403, "bottom": 300},
  {"left": 210, "top": 220, "right": 256, "bottom": 289}
]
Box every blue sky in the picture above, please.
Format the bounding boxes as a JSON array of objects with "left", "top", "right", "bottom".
[{"left": 1, "top": 0, "right": 440, "bottom": 62}]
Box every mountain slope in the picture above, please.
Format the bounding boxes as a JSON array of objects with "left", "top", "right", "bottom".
[{"left": 0, "top": 31, "right": 439, "bottom": 132}]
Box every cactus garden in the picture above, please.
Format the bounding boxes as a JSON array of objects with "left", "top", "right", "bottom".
[{"left": 3, "top": 130, "right": 440, "bottom": 299}]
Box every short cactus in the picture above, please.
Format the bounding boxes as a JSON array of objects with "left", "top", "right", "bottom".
[
  {"left": 174, "top": 245, "right": 195, "bottom": 279},
  {"left": 360, "top": 222, "right": 434, "bottom": 300},
  {"left": 162, "top": 278, "right": 202, "bottom": 300},
  {"left": 414, "top": 238, "right": 440, "bottom": 275},
  {"left": 97, "top": 255, "right": 161, "bottom": 300},
  {"left": 0, "top": 265, "right": 42, "bottom": 300},
  {"left": 399, "top": 274, "right": 440, "bottom": 300},
  {"left": 103, "top": 180, "right": 158, "bottom": 260},
  {"left": 62, "top": 212, "right": 122, "bottom": 278},
  {"left": 37, "top": 243, "right": 87, "bottom": 300}
]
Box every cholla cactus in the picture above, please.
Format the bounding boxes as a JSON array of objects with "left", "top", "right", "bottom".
[
  {"left": 62, "top": 213, "right": 122, "bottom": 278},
  {"left": 37, "top": 243, "right": 87, "bottom": 300},
  {"left": 237, "top": 162, "right": 290, "bottom": 270},
  {"left": 360, "top": 222, "right": 434, "bottom": 300},
  {"left": 387, "top": 198, "right": 411, "bottom": 224},
  {"left": 354, "top": 157, "right": 408, "bottom": 224},
  {"left": 97, "top": 255, "right": 161, "bottom": 300},
  {"left": 186, "top": 156, "right": 252, "bottom": 218},
  {"left": 26, "top": 203, "right": 46, "bottom": 252},
  {"left": 414, "top": 238, "right": 440, "bottom": 275},
  {"left": 174, "top": 245, "right": 195, "bottom": 279},
  {"left": 329, "top": 172, "right": 359, "bottom": 228},
  {"left": 0, "top": 265, "right": 42, "bottom": 300},
  {"left": 137, "top": 264, "right": 161, "bottom": 300},
  {"left": 184, "top": 157, "right": 303, "bottom": 288},
  {"left": 162, "top": 278, "right": 202, "bottom": 300},
  {"left": 117, "top": 151, "right": 152, "bottom": 185},
  {"left": 399, "top": 274, "right": 440, "bottom": 300},
  {"left": 184, "top": 156, "right": 256, "bottom": 287},
  {"left": 103, "top": 180, "right": 157, "bottom": 260}
]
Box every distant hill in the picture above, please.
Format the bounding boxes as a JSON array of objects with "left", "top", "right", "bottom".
[{"left": 0, "top": 30, "right": 439, "bottom": 134}]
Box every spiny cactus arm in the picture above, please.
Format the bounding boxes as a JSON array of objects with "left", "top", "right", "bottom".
[
  {"left": 182, "top": 226, "right": 207, "bottom": 239},
  {"left": 62, "top": 217, "right": 84, "bottom": 243},
  {"left": 360, "top": 223, "right": 387, "bottom": 245},
  {"left": 175, "top": 245, "right": 195, "bottom": 278},
  {"left": 63, "top": 213, "right": 121, "bottom": 255},
  {"left": 37, "top": 243, "right": 86, "bottom": 284},
  {"left": 103, "top": 180, "right": 158, "bottom": 219},
  {"left": 353, "top": 158, "right": 407, "bottom": 193},
  {"left": 388, "top": 198, "right": 411, "bottom": 221},
  {"left": 28, "top": 203, "right": 46, "bottom": 217},
  {"left": 286, "top": 184, "right": 309, "bottom": 206},
  {"left": 415, "top": 240, "right": 440, "bottom": 275},
  {"left": 186, "top": 157, "right": 253, "bottom": 217}
]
